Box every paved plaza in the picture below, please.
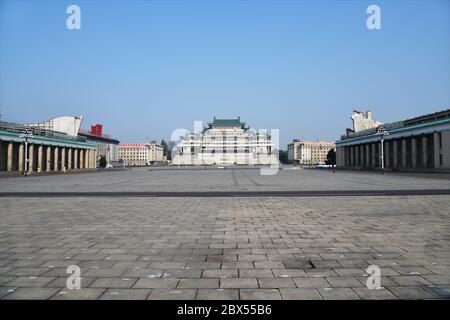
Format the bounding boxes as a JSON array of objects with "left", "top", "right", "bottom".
[{"left": 0, "top": 168, "right": 450, "bottom": 299}]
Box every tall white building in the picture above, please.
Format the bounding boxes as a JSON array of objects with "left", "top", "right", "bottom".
[{"left": 172, "top": 117, "right": 278, "bottom": 166}]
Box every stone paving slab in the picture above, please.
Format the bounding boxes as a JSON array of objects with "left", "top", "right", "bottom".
[{"left": 0, "top": 194, "right": 449, "bottom": 299}]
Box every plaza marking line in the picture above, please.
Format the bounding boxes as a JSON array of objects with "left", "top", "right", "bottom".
[{"left": 1, "top": 189, "right": 450, "bottom": 197}]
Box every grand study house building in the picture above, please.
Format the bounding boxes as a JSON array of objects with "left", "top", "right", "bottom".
[{"left": 171, "top": 117, "right": 278, "bottom": 166}]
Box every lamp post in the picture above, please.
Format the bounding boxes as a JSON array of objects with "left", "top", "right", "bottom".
[
  {"left": 19, "top": 131, "right": 34, "bottom": 176},
  {"left": 376, "top": 127, "right": 389, "bottom": 173}
]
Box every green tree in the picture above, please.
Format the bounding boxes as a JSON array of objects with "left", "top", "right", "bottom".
[
  {"left": 325, "top": 149, "right": 336, "bottom": 165},
  {"left": 160, "top": 139, "right": 169, "bottom": 156},
  {"left": 99, "top": 155, "right": 107, "bottom": 168},
  {"left": 278, "top": 150, "right": 288, "bottom": 164}
]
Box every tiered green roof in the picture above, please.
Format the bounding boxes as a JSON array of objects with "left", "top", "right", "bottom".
[{"left": 208, "top": 117, "right": 245, "bottom": 128}]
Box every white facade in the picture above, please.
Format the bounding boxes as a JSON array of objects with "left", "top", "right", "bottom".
[
  {"left": 288, "top": 140, "right": 335, "bottom": 165},
  {"left": 25, "top": 116, "right": 83, "bottom": 137},
  {"left": 172, "top": 117, "right": 278, "bottom": 166},
  {"left": 351, "top": 110, "right": 383, "bottom": 132},
  {"left": 148, "top": 142, "right": 164, "bottom": 163}
]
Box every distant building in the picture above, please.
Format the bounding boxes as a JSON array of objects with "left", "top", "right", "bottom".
[
  {"left": 147, "top": 141, "right": 164, "bottom": 163},
  {"left": 336, "top": 109, "right": 450, "bottom": 172},
  {"left": 119, "top": 142, "right": 164, "bottom": 166},
  {"left": 171, "top": 117, "right": 278, "bottom": 166},
  {"left": 1, "top": 120, "right": 97, "bottom": 175},
  {"left": 288, "top": 140, "right": 335, "bottom": 165},
  {"left": 287, "top": 139, "right": 301, "bottom": 163},
  {"left": 25, "top": 116, "right": 120, "bottom": 168},
  {"left": 78, "top": 124, "right": 120, "bottom": 166},
  {"left": 25, "top": 115, "right": 83, "bottom": 137}
]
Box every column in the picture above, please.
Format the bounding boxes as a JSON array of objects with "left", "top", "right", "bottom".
[
  {"left": 371, "top": 143, "right": 375, "bottom": 168},
  {"left": 393, "top": 140, "right": 398, "bottom": 168},
  {"left": 348, "top": 146, "right": 353, "bottom": 167},
  {"left": 68, "top": 148, "right": 72, "bottom": 170},
  {"left": 365, "top": 144, "right": 369, "bottom": 168},
  {"left": 422, "top": 136, "right": 428, "bottom": 168},
  {"left": 7, "top": 142, "right": 13, "bottom": 172},
  {"left": 80, "top": 149, "right": 85, "bottom": 169},
  {"left": 37, "top": 145, "right": 43, "bottom": 172},
  {"left": 94, "top": 150, "right": 97, "bottom": 168},
  {"left": 89, "top": 149, "right": 93, "bottom": 168},
  {"left": 54, "top": 146, "right": 59, "bottom": 172},
  {"left": 411, "top": 138, "right": 417, "bottom": 168},
  {"left": 46, "top": 146, "right": 52, "bottom": 172},
  {"left": 74, "top": 149, "right": 79, "bottom": 169},
  {"left": 360, "top": 144, "right": 364, "bottom": 167},
  {"left": 28, "top": 144, "right": 34, "bottom": 174},
  {"left": 385, "top": 141, "right": 390, "bottom": 168},
  {"left": 61, "top": 147, "right": 66, "bottom": 172},
  {"left": 18, "top": 143, "right": 24, "bottom": 172},
  {"left": 85, "top": 149, "right": 89, "bottom": 169},
  {"left": 433, "top": 132, "right": 441, "bottom": 169},
  {"left": 401, "top": 139, "right": 407, "bottom": 168}
]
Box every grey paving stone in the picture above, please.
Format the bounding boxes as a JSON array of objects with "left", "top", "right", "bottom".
[
  {"left": 221, "top": 278, "right": 258, "bottom": 289},
  {"left": 258, "top": 277, "right": 296, "bottom": 288},
  {"left": 280, "top": 288, "right": 323, "bottom": 300},
  {"left": 318, "top": 288, "right": 361, "bottom": 300},
  {"left": 272, "top": 269, "right": 307, "bottom": 278},
  {"left": 51, "top": 288, "right": 104, "bottom": 300},
  {"left": 389, "top": 275, "right": 432, "bottom": 286},
  {"left": 4, "top": 276, "right": 55, "bottom": 287},
  {"left": 133, "top": 278, "right": 179, "bottom": 289},
  {"left": 202, "top": 269, "right": 238, "bottom": 278},
  {"left": 90, "top": 277, "right": 137, "bottom": 288},
  {"left": 45, "top": 276, "right": 96, "bottom": 288},
  {"left": 353, "top": 287, "right": 398, "bottom": 300},
  {"left": 196, "top": 289, "right": 239, "bottom": 300},
  {"left": 100, "top": 289, "right": 151, "bottom": 300},
  {"left": 84, "top": 268, "right": 126, "bottom": 277},
  {"left": 306, "top": 269, "right": 338, "bottom": 278},
  {"left": 221, "top": 262, "right": 254, "bottom": 269},
  {"left": 240, "top": 289, "right": 282, "bottom": 300},
  {"left": 2, "top": 287, "right": 59, "bottom": 300},
  {"left": 148, "top": 289, "right": 197, "bottom": 300},
  {"left": 178, "top": 278, "right": 219, "bottom": 289},
  {"left": 388, "top": 286, "right": 439, "bottom": 299},
  {"left": 0, "top": 287, "right": 17, "bottom": 299},
  {"left": 293, "top": 277, "right": 330, "bottom": 288},
  {"left": 239, "top": 269, "right": 273, "bottom": 278},
  {"left": 326, "top": 277, "right": 363, "bottom": 288}
]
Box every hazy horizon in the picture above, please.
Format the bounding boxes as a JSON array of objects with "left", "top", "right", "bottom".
[{"left": 1, "top": 0, "right": 449, "bottom": 147}]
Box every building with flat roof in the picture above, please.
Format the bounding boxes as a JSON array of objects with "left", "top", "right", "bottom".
[
  {"left": 171, "top": 117, "right": 278, "bottom": 166},
  {"left": 119, "top": 141, "right": 164, "bottom": 166},
  {"left": 336, "top": 109, "right": 450, "bottom": 172},
  {"left": 78, "top": 124, "right": 120, "bottom": 166},
  {"left": 288, "top": 140, "right": 335, "bottom": 165}
]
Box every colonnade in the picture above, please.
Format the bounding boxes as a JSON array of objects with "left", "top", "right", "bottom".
[{"left": 0, "top": 140, "right": 97, "bottom": 174}]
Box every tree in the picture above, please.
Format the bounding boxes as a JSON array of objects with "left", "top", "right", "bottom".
[
  {"left": 325, "top": 149, "right": 336, "bottom": 165},
  {"left": 160, "top": 139, "right": 173, "bottom": 161},
  {"left": 99, "top": 155, "right": 107, "bottom": 168},
  {"left": 278, "top": 150, "right": 288, "bottom": 164}
]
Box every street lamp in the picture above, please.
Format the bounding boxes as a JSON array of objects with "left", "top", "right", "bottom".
[
  {"left": 19, "top": 131, "right": 34, "bottom": 176},
  {"left": 376, "top": 127, "right": 389, "bottom": 173}
]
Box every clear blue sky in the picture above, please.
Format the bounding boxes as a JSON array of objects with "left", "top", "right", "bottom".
[{"left": 1, "top": 0, "right": 449, "bottom": 147}]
